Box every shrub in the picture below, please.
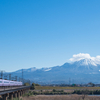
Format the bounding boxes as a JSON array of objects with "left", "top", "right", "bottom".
[
  {"left": 53, "top": 89, "right": 56, "bottom": 92},
  {"left": 24, "top": 83, "right": 30, "bottom": 86},
  {"left": 31, "top": 83, "right": 35, "bottom": 90}
]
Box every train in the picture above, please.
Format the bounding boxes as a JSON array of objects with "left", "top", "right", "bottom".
[{"left": 0, "top": 79, "right": 22, "bottom": 87}]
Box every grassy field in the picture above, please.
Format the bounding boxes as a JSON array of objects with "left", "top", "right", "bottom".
[
  {"left": 22, "top": 95, "right": 100, "bottom": 100},
  {"left": 35, "top": 86, "right": 100, "bottom": 90},
  {"left": 19, "top": 86, "right": 100, "bottom": 100}
]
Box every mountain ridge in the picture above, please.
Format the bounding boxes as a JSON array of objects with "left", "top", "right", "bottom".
[{"left": 11, "top": 58, "right": 100, "bottom": 84}]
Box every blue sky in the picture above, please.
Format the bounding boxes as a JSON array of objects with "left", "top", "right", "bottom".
[{"left": 0, "top": 0, "right": 100, "bottom": 72}]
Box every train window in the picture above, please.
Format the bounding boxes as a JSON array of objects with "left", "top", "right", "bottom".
[
  {"left": 4, "top": 81, "right": 9, "bottom": 83},
  {"left": 0, "top": 81, "right": 2, "bottom": 83}
]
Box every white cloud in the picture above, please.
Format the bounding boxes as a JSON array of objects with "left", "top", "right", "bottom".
[
  {"left": 69, "top": 53, "right": 100, "bottom": 65},
  {"left": 69, "top": 53, "right": 91, "bottom": 61}
]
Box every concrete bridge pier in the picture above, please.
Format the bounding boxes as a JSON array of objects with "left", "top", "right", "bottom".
[
  {"left": 21, "top": 90, "right": 23, "bottom": 95},
  {"left": 24, "top": 89, "right": 27, "bottom": 93},
  {"left": 23, "top": 90, "right": 25, "bottom": 94},
  {"left": 2, "top": 94, "right": 8, "bottom": 100},
  {"left": 18, "top": 91, "right": 20, "bottom": 99},
  {"left": 20, "top": 91, "right": 22, "bottom": 96},
  {"left": 15, "top": 92, "right": 17, "bottom": 98},
  {"left": 9, "top": 93, "right": 13, "bottom": 100},
  {"left": 14, "top": 92, "right": 17, "bottom": 98}
]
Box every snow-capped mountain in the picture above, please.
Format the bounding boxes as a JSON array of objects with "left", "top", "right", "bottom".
[
  {"left": 10, "top": 57, "right": 100, "bottom": 84},
  {"left": 74, "top": 58, "right": 97, "bottom": 66},
  {"left": 69, "top": 53, "right": 100, "bottom": 66}
]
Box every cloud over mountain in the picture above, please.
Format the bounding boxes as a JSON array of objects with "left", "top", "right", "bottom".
[{"left": 69, "top": 53, "right": 100, "bottom": 65}]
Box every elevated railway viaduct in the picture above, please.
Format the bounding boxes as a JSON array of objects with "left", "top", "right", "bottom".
[{"left": 0, "top": 86, "right": 30, "bottom": 100}]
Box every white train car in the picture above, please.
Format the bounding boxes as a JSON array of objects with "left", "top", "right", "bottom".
[
  {"left": 0, "top": 79, "right": 22, "bottom": 87},
  {"left": 3, "top": 79, "right": 10, "bottom": 86},
  {"left": 9, "top": 81, "right": 14, "bottom": 86}
]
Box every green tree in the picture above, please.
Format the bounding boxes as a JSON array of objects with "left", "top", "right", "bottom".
[
  {"left": 88, "top": 82, "right": 95, "bottom": 87},
  {"left": 24, "top": 83, "right": 30, "bottom": 86},
  {"left": 31, "top": 83, "right": 35, "bottom": 90}
]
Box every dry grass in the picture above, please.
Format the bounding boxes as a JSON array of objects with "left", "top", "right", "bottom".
[
  {"left": 35, "top": 86, "right": 100, "bottom": 90},
  {"left": 22, "top": 95, "right": 100, "bottom": 100},
  {"left": 32, "top": 89, "right": 74, "bottom": 93}
]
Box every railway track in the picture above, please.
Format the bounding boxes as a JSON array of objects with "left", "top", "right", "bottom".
[{"left": 0, "top": 86, "right": 30, "bottom": 92}]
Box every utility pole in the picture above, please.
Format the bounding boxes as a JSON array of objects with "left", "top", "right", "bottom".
[
  {"left": 28, "top": 79, "right": 30, "bottom": 85},
  {"left": 12, "top": 77, "right": 14, "bottom": 81},
  {"left": 1, "top": 71, "right": 3, "bottom": 79},
  {"left": 0, "top": 70, "right": 5, "bottom": 79},
  {"left": 69, "top": 78, "right": 71, "bottom": 86},
  {"left": 9, "top": 74, "right": 11, "bottom": 80},
  {"left": 15, "top": 76, "right": 17, "bottom": 81},
  {"left": 4, "top": 74, "right": 7, "bottom": 80},
  {"left": 22, "top": 69, "right": 24, "bottom": 84},
  {"left": 19, "top": 77, "right": 20, "bottom": 81},
  {"left": 72, "top": 79, "right": 74, "bottom": 84}
]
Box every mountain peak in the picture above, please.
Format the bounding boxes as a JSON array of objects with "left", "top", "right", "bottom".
[
  {"left": 77, "top": 59, "right": 97, "bottom": 66},
  {"left": 69, "top": 53, "right": 100, "bottom": 66}
]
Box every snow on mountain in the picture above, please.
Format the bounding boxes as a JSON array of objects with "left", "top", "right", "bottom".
[
  {"left": 14, "top": 67, "right": 37, "bottom": 73},
  {"left": 80, "top": 59, "right": 97, "bottom": 66},
  {"left": 29, "top": 67, "right": 37, "bottom": 72},
  {"left": 43, "top": 68, "right": 52, "bottom": 71},
  {"left": 73, "top": 59, "right": 97, "bottom": 66},
  {"left": 69, "top": 53, "right": 100, "bottom": 66}
]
